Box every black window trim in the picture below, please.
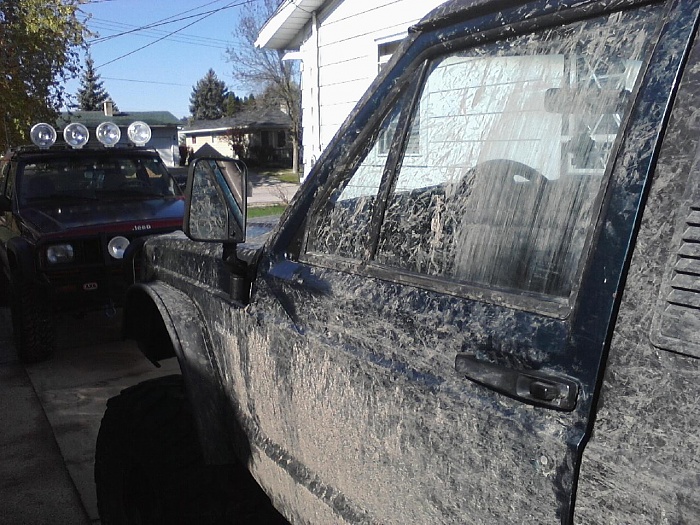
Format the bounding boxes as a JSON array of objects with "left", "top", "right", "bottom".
[{"left": 0, "top": 161, "right": 9, "bottom": 198}]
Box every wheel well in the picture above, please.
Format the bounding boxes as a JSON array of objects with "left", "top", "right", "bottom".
[{"left": 124, "top": 287, "right": 177, "bottom": 363}]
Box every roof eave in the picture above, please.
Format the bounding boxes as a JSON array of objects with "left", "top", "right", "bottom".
[{"left": 255, "top": 0, "right": 326, "bottom": 50}]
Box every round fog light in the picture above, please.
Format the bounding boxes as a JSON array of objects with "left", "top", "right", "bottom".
[
  {"left": 108, "top": 236, "right": 130, "bottom": 259},
  {"left": 63, "top": 123, "right": 89, "bottom": 149},
  {"left": 127, "top": 121, "right": 151, "bottom": 146},
  {"left": 96, "top": 122, "right": 121, "bottom": 147},
  {"left": 30, "top": 123, "right": 57, "bottom": 149}
]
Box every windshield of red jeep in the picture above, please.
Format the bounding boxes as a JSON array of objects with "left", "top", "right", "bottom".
[{"left": 17, "top": 156, "right": 181, "bottom": 206}]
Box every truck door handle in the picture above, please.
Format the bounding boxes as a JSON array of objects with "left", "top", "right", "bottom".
[{"left": 454, "top": 353, "right": 578, "bottom": 411}]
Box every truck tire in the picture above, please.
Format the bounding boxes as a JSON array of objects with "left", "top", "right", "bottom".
[
  {"left": 10, "top": 276, "right": 54, "bottom": 363},
  {"left": 95, "top": 374, "right": 289, "bottom": 525}
]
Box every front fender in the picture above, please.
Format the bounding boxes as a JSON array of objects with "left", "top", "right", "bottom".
[
  {"left": 6, "top": 236, "right": 35, "bottom": 281},
  {"left": 124, "top": 282, "right": 234, "bottom": 464}
]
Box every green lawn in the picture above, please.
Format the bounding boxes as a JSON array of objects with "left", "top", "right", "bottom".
[
  {"left": 248, "top": 205, "right": 287, "bottom": 218},
  {"left": 255, "top": 168, "right": 300, "bottom": 184}
]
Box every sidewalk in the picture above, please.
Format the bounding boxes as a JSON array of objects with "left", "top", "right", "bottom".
[
  {"left": 247, "top": 170, "right": 299, "bottom": 207},
  {"left": 0, "top": 309, "right": 92, "bottom": 525}
]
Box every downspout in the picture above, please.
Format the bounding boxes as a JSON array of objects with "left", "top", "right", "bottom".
[{"left": 309, "top": 11, "right": 321, "bottom": 179}]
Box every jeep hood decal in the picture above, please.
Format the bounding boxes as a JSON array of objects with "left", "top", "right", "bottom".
[{"left": 20, "top": 198, "right": 185, "bottom": 233}]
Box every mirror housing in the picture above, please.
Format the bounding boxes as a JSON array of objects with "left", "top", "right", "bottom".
[{"left": 183, "top": 157, "right": 248, "bottom": 244}]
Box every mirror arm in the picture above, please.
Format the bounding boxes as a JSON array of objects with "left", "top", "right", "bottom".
[
  {"left": 222, "top": 242, "right": 250, "bottom": 302},
  {"left": 222, "top": 242, "right": 247, "bottom": 272}
]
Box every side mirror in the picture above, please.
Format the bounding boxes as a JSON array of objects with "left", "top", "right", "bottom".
[{"left": 183, "top": 157, "right": 247, "bottom": 244}]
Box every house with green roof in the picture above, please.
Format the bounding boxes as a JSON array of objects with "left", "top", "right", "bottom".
[{"left": 58, "top": 105, "right": 182, "bottom": 167}]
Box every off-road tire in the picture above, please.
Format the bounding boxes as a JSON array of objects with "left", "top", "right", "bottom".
[
  {"left": 95, "top": 374, "right": 289, "bottom": 525},
  {"left": 10, "top": 277, "right": 54, "bottom": 363}
]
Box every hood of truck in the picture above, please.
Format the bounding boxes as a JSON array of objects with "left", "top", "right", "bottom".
[{"left": 19, "top": 197, "right": 185, "bottom": 235}]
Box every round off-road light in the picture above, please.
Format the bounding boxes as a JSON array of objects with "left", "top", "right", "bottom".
[
  {"left": 63, "top": 123, "right": 89, "bottom": 149},
  {"left": 96, "top": 122, "right": 121, "bottom": 147},
  {"left": 30, "top": 123, "right": 57, "bottom": 149},
  {"left": 127, "top": 121, "right": 151, "bottom": 146},
  {"left": 107, "top": 236, "right": 130, "bottom": 259}
]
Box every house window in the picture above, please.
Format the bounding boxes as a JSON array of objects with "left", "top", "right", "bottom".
[
  {"left": 192, "top": 136, "right": 197, "bottom": 144},
  {"left": 277, "top": 131, "right": 286, "bottom": 147}
]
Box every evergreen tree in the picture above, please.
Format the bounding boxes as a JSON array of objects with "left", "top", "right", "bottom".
[
  {"left": 189, "top": 69, "right": 228, "bottom": 120},
  {"left": 244, "top": 94, "right": 256, "bottom": 109},
  {"left": 76, "top": 55, "right": 117, "bottom": 112},
  {"left": 224, "top": 92, "right": 242, "bottom": 117}
]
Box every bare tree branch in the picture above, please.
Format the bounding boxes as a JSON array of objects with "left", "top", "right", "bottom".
[{"left": 227, "top": 0, "right": 301, "bottom": 173}]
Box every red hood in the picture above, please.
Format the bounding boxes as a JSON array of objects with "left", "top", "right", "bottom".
[{"left": 20, "top": 197, "right": 185, "bottom": 235}]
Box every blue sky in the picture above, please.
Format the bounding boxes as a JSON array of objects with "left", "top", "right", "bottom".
[{"left": 63, "top": 0, "right": 257, "bottom": 119}]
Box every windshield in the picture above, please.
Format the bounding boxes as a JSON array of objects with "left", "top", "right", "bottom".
[{"left": 17, "top": 155, "right": 181, "bottom": 206}]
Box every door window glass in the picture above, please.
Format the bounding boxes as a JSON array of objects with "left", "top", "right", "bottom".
[
  {"left": 306, "top": 103, "right": 404, "bottom": 259},
  {"left": 376, "top": 7, "right": 657, "bottom": 298}
]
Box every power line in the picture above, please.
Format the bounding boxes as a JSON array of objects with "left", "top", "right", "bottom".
[
  {"left": 101, "top": 76, "right": 190, "bottom": 87},
  {"left": 90, "top": 17, "right": 232, "bottom": 45},
  {"left": 89, "top": 19, "right": 231, "bottom": 50},
  {"left": 93, "top": 0, "right": 255, "bottom": 69},
  {"left": 86, "top": 0, "right": 241, "bottom": 45}
]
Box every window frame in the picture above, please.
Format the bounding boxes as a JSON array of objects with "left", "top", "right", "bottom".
[
  {"left": 4, "top": 161, "right": 16, "bottom": 203},
  {"left": 0, "top": 161, "right": 9, "bottom": 198},
  {"left": 299, "top": 4, "right": 659, "bottom": 319},
  {"left": 302, "top": 65, "right": 426, "bottom": 264}
]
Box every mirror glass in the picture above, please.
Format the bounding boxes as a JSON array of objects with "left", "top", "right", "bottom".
[{"left": 185, "top": 158, "right": 247, "bottom": 243}]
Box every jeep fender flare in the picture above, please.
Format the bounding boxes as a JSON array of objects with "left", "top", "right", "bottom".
[
  {"left": 124, "top": 282, "right": 234, "bottom": 464},
  {"left": 5, "top": 236, "right": 35, "bottom": 281}
]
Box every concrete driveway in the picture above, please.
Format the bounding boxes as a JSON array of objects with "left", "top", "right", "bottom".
[{"left": 0, "top": 308, "right": 178, "bottom": 524}]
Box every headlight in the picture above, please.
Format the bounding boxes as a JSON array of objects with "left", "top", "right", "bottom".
[
  {"left": 46, "top": 244, "right": 74, "bottom": 264},
  {"left": 30, "top": 123, "right": 57, "bottom": 149}
]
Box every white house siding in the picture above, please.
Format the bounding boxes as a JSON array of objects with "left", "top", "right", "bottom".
[
  {"left": 149, "top": 127, "right": 180, "bottom": 167},
  {"left": 183, "top": 133, "right": 236, "bottom": 159},
  {"left": 297, "top": 0, "right": 444, "bottom": 178}
]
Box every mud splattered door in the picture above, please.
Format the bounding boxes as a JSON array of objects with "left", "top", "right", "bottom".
[{"left": 245, "top": 3, "right": 695, "bottom": 523}]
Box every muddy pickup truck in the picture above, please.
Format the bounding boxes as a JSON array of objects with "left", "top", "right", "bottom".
[{"left": 95, "top": 0, "right": 700, "bottom": 523}]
